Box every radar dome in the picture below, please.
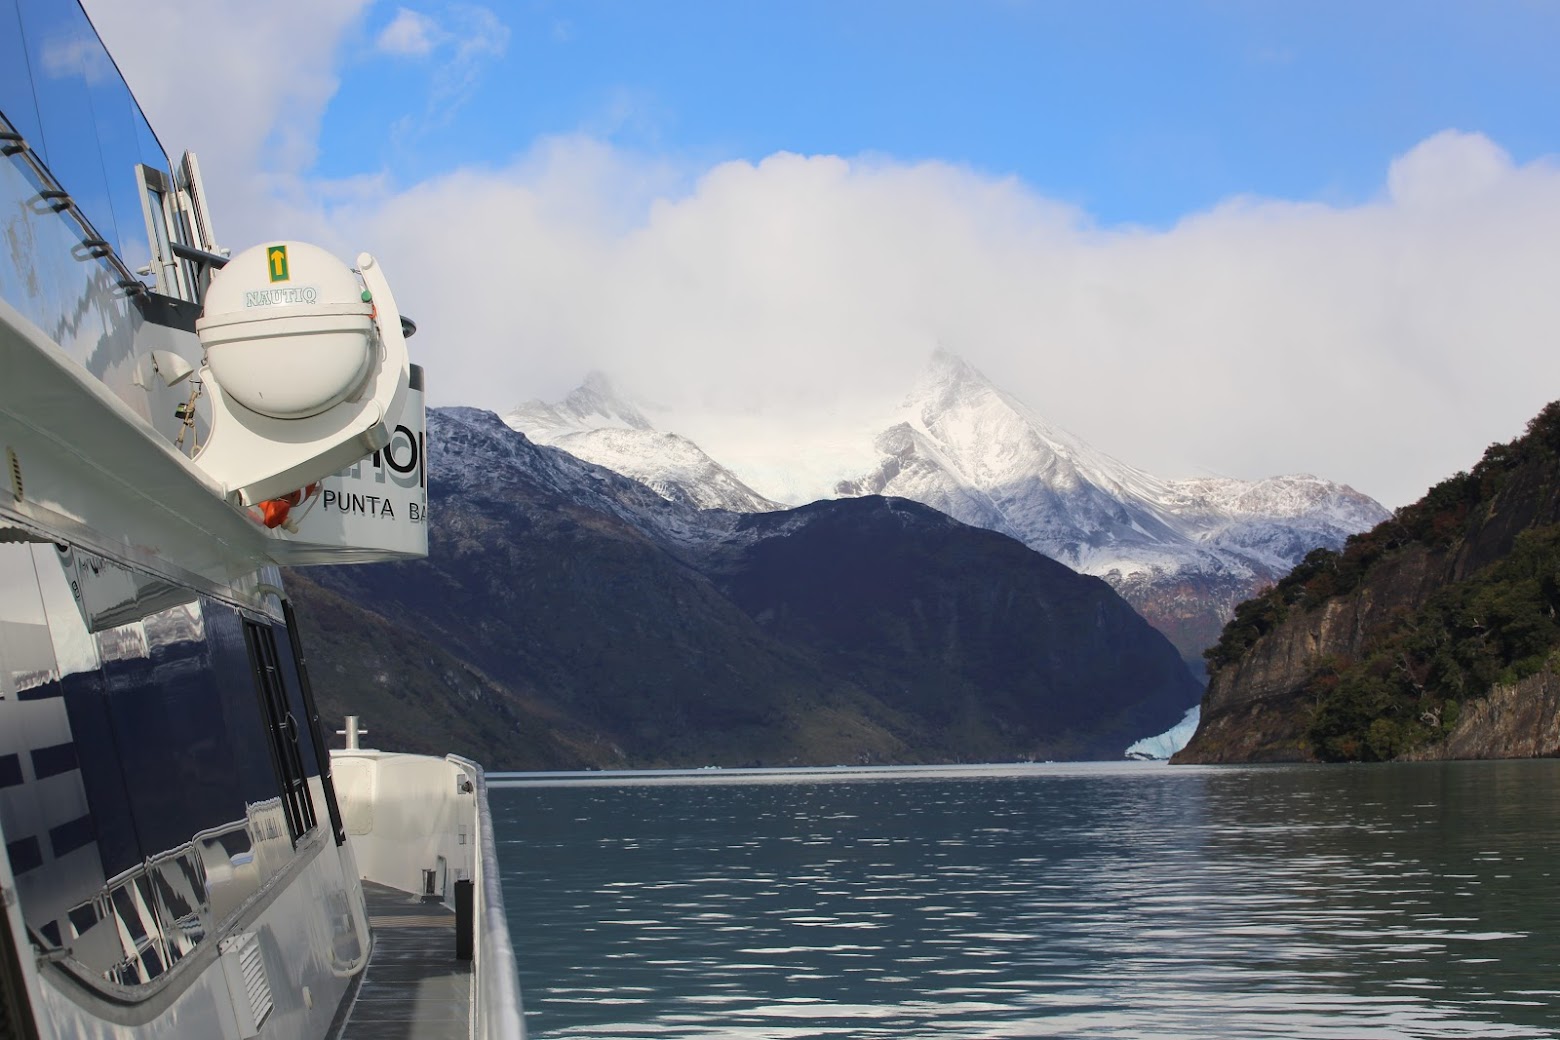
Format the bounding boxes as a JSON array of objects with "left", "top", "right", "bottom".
[{"left": 196, "top": 241, "right": 376, "bottom": 419}]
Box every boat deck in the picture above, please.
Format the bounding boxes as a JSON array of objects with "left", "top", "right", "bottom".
[{"left": 335, "top": 880, "right": 472, "bottom": 1039}]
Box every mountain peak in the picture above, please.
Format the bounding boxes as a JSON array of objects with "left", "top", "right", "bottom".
[
  {"left": 580, "top": 370, "right": 614, "bottom": 394},
  {"left": 502, "top": 376, "right": 781, "bottom": 513},
  {"left": 921, "top": 347, "right": 995, "bottom": 393},
  {"left": 505, "top": 374, "right": 653, "bottom": 445},
  {"left": 559, "top": 372, "right": 654, "bottom": 432},
  {"left": 837, "top": 353, "right": 1390, "bottom": 664}
]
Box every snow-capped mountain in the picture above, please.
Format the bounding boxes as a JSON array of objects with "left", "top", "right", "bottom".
[
  {"left": 307, "top": 406, "right": 1201, "bottom": 765},
  {"left": 504, "top": 374, "right": 781, "bottom": 513},
  {"left": 499, "top": 353, "right": 1386, "bottom": 667},
  {"left": 834, "top": 350, "right": 1390, "bottom": 664}
]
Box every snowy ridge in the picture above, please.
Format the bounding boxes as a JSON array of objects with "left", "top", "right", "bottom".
[
  {"left": 837, "top": 349, "right": 1388, "bottom": 586},
  {"left": 494, "top": 351, "right": 1386, "bottom": 661},
  {"left": 507, "top": 371, "right": 654, "bottom": 440},
  {"left": 436, "top": 407, "right": 744, "bottom": 550},
  {"left": 421, "top": 406, "right": 1203, "bottom": 763},
  {"left": 504, "top": 374, "right": 781, "bottom": 513},
  {"left": 829, "top": 350, "right": 1389, "bottom": 660}
]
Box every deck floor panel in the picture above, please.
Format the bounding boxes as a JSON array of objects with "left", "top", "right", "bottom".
[{"left": 337, "top": 880, "right": 472, "bottom": 1040}]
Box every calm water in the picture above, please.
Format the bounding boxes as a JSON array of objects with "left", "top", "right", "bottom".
[{"left": 492, "top": 761, "right": 1560, "bottom": 1039}]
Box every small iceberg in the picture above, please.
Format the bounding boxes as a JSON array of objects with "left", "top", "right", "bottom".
[{"left": 1125, "top": 706, "right": 1201, "bottom": 761}]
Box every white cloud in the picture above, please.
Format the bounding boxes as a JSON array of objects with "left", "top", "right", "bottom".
[
  {"left": 1388, "top": 130, "right": 1513, "bottom": 208},
  {"left": 313, "top": 132, "right": 1560, "bottom": 510},
  {"left": 74, "top": 2, "right": 1560, "bottom": 510},
  {"left": 435, "top": 6, "right": 509, "bottom": 108},
  {"left": 376, "top": 8, "right": 440, "bottom": 58},
  {"left": 82, "top": 0, "right": 371, "bottom": 246},
  {"left": 387, "top": 4, "right": 510, "bottom": 144}
]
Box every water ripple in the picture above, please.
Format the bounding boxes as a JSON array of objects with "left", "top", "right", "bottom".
[{"left": 498, "top": 761, "right": 1560, "bottom": 1039}]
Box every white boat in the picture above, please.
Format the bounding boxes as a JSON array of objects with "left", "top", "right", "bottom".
[{"left": 0, "top": 2, "right": 523, "bottom": 1036}]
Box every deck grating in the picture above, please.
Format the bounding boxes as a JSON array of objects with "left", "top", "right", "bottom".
[{"left": 336, "top": 880, "right": 472, "bottom": 1040}]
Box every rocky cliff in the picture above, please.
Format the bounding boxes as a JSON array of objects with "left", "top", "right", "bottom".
[
  {"left": 1401, "top": 664, "right": 1560, "bottom": 760},
  {"left": 1175, "top": 402, "right": 1560, "bottom": 764}
]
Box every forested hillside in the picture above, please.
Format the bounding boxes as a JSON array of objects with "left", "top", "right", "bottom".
[{"left": 1177, "top": 402, "right": 1560, "bottom": 763}]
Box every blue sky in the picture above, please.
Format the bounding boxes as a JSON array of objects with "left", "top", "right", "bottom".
[
  {"left": 87, "top": 1, "right": 1560, "bottom": 508},
  {"left": 322, "top": 1, "right": 1560, "bottom": 226}
]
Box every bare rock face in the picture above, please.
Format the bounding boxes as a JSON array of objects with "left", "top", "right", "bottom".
[
  {"left": 1403, "top": 666, "right": 1560, "bottom": 760},
  {"left": 1181, "top": 545, "right": 1457, "bottom": 761}
]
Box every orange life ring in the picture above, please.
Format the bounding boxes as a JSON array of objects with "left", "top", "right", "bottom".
[{"left": 257, "top": 482, "right": 321, "bottom": 529}]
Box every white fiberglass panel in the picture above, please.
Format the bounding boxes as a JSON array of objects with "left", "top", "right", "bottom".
[{"left": 284, "top": 369, "right": 428, "bottom": 562}]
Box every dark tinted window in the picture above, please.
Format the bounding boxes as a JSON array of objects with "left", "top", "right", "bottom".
[
  {"left": 0, "top": 536, "right": 305, "bottom": 986},
  {"left": 92, "top": 597, "right": 297, "bottom": 861},
  {"left": 271, "top": 627, "right": 322, "bottom": 780},
  {"left": 2, "top": 0, "right": 170, "bottom": 283}
]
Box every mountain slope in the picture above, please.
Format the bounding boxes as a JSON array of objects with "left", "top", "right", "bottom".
[
  {"left": 294, "top": 407, "right": 1202, "bottom": 766},
  {"left": 1174, "top": 401, "right": 1560, "bottom": 764},
  {"left": 285, "top": 572, "right": 600, "bottom": 768},
  {"left": 505, "top": 373, "right": 780, "bottom": 513},
  {"left": 835, "top": 350, "right": 1389, "bottom": 663},
  {"left": 697, "top": 497, "right": 1202, "bottom": 759}
]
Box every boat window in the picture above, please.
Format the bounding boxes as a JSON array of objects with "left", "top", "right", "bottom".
[
  {"left": 4, "top": 0, "right": 171, "bottom": 263},
  {"left": 13, "top": 0, "right": 118, "bottom": 252},
  {"left": 0, "top": 3, "right": 44, "bottom": 152},
  {"left": 281, "top": 599, "right": 348, "bottom": 846},
  {"left": 134, "top": 163, "right": 186, "bottom": 300},
  {"left": 0, "top": 534, "right": 306, "bottom": 989},
  {"left": 1, "top": 0, "right": 180, "bottom": 418},
  {"left": 85, "top": 49, "right": 155, "bottom": 277},
  {"left": 270, "top": 625, "right": 322, "bottom": 781}
]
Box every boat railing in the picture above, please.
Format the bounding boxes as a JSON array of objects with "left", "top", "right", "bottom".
[{"left": 450, "top": 755, "right": 526, "bottom": 1039}]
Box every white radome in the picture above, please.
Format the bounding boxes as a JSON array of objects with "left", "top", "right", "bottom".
[{"left": 197, "top": 241, "right": 375, "bottom": 419}]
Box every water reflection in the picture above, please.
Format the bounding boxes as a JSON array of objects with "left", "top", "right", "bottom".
[{"left": 499, "top": 762, "right": 1560, "bottom": 1039}]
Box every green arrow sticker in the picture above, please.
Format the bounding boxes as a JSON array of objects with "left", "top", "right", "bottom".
[{"left": 267, "top": 244, "right": 290, "bottom": 283}]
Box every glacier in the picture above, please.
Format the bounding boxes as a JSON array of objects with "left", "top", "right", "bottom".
[{"left": 1125, "top": 706, "right": 1203, "bottom": 760}]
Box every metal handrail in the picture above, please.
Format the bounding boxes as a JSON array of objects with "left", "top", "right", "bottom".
[
  {"left": 448, "top": 755, "right": 526, "bottom": 1039},
  {"left": 0, "top": 109, "right": 148, "bottom": 297}
]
